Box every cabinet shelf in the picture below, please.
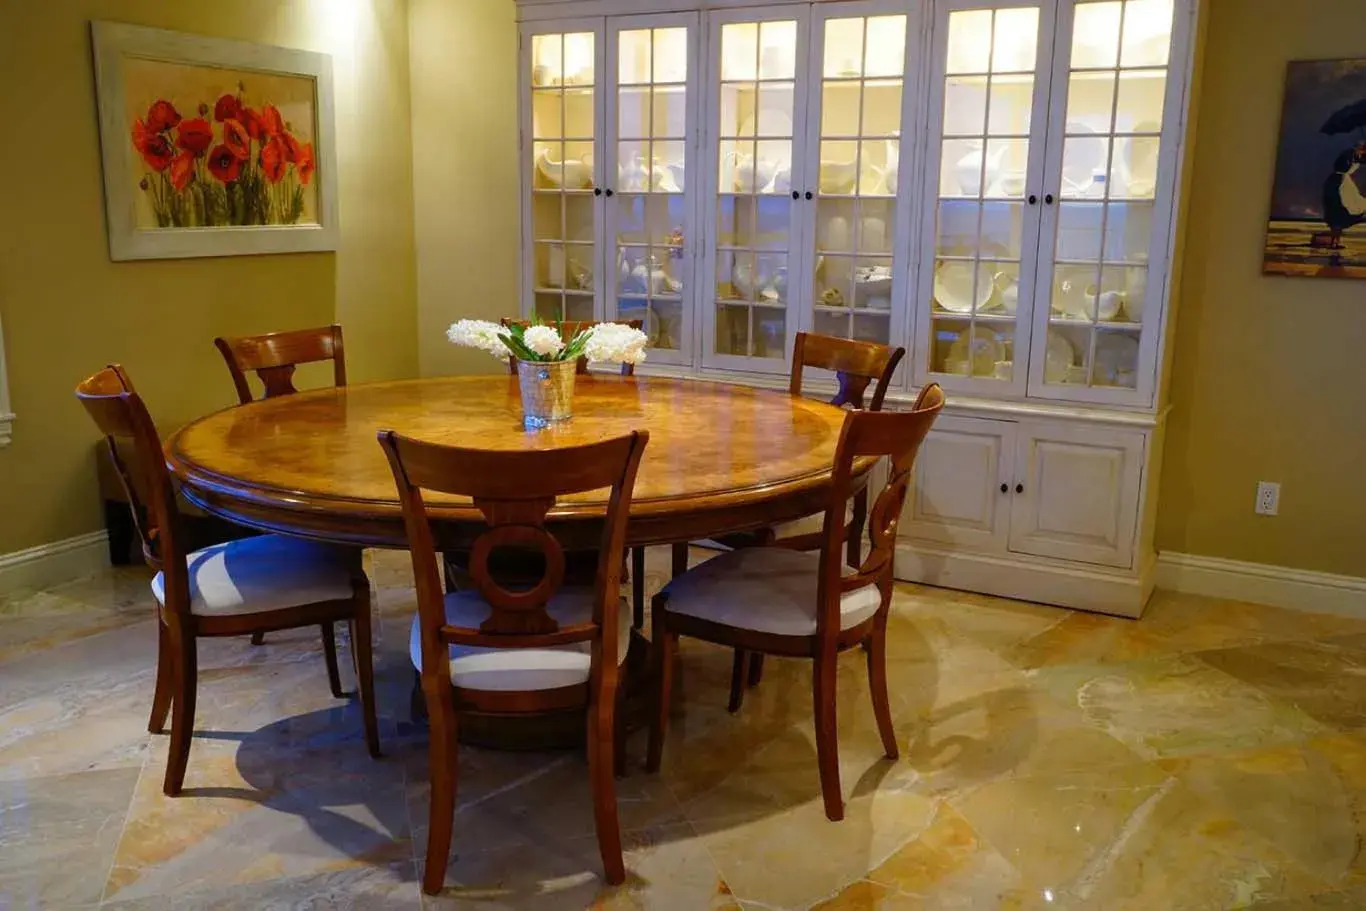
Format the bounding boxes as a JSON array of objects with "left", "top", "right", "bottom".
[
  {"left": 1047, "top": 318, "right": 1143, "bottom": 330},
  {"left": 814, "top": 305, "right": 892, "bottom": 315},
  {"left": 533, "top": 287, "right": 594, "bottom": 297}
]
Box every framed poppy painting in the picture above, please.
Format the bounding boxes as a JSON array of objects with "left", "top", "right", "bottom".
[
  {"left": 91, "top": 22, "right": 338, "bottom": 261},
  {"left": 1264, "top": 58, "right": 1366, "bottom": 279}
]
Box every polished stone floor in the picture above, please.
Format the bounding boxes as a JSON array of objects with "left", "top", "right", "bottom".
[{"left": 3, "top": 547, "right": 1366, "bottom": 909}]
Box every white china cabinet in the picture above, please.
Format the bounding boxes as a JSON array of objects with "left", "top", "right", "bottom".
[{"left": 516, "top": 0, "right": 1198, "bottom": 617}]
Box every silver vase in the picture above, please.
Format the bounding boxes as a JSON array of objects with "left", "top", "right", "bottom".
[{"left": 517, "top": 358, "right": 577, "bottom": 429}]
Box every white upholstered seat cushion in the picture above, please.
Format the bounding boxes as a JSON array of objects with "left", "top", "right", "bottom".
[
  {"left": 409, "top": 588, "right": 632, "bottom": 692},
  {"left": 661, "top": 547, "right": 882, "bottom": 637},
  {"left": 150, "top": 534, "right": 355, "bottom": 616}
]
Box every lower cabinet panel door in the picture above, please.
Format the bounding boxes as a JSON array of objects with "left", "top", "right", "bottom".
[
  {"left": 1008, "top": 423, "right": 1145, "bottom": 568},
  {"left": 902, "top": 416, "right": 1014, "bottom": 552}
]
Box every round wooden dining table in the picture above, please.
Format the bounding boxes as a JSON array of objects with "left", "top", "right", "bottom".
[{"left": 166, "top": 373, "right": 867, "bottom": 553}]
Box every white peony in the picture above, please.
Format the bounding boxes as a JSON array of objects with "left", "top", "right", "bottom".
[
  {"left": 522, "top": 324, "right": 565, "bottom": 358},
  {"left": 584, "top": 323, "right": 649, "bottom": 365},
  {"left": 446, "top": 319, "right": 511, "bottom": 360}
]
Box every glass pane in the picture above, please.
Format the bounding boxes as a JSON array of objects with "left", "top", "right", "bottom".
[
  {"left": 1092, "top": 329, "right": 1140, "bottom": 387},
  {"left": 820, "top": 140, "right": 858, "bottom": 195},
  {"left": 721, "top": 23, "right": 758, "bottom": 81},
  {"left": 935, "top": 201, "right": 979, "bottom": 257},
  {"left": 755, "top": 196, "right": 791, "bottom": 248},
  {"left": 619, "top": 29, "right": 651, "bottom": 85},
  {"left": 931, "top": 318, "right": 972, "bottom": 374},
  {"left": 1098, "top": 264, "right": 1147, "bottom": 323},
  {"left": 536, "top": 242, "right": 566, "bottom": 288},
  {"left": 616, "top": 193, "right": 646, "bottom": 244},
  {"left": 824, "top": 18, "right": 864, "bottom": 78},
  {"left": 992, "top": 8, "right": 1039, "bottom": 73},
  {"left": 534, "top": 292, "right": 562, "bottom": 322},
  {"left": 1115, "top": 70, "right": 1166, "bottom": 132},
  {"left": 980, "top": 261, "right": 1021, "bottom": 315},
  {"left": 1120, "top": 0, "right": 1174, "bottom": 68},
  {"left": 933, "top": 260, "right": 987, "bottom": 314},
  {"left": 822, "top": 82, "right": 862, "bottom": 136},
  {"left": 988, "top": 75, "right": 1034, "bottom": 136},
  {"left": 1051, "top": 263, "right": 1101, "bottom": 319},
  {"left": 944, "top": 77, "right": 988, "bottom": 136},
  {"left": 532, "top": 141, "right": 563, "bottom": 189},
  {"left": 531, "top": 89, "right": 562, "bottom": 138},
  {"left": 754, "top": 252, "right": 787, "bottom": 303},
  {"left": 1056, "top": 202, "right": 1104, "bottom": 262},
  {"left": 532, "top": 194, "right": 561, "bottom": 241},
  {"left": 758, "top": 21, "right": 797, "bottom": 80},
  {"left": 563, "top": 89, "right": 593, "bottom": 140},
  {"left": 565, "top": 195, "right": 594, "bottom": 242},
  {"left": 565, "top": 294, "right": 594, "bottom": 322},
  {"left": 816, "top": 254, "right": 854, "bottom": 309},
  {"left": 857, "top": 198, "right": 894, "bottom": 255},
  {"left": 654, "top": 27, "right": 688, "bottom": 83},
  {"left": 754, "top": 307, "right": 786, "bottom": 358},
  {"left": 563, "top": 32, "right": 595, "bottom": 85},
  {"left": 618, "top": 87, "right": 650, "bottom": 139},
  {"left": 654, "top": 140, "right": 686, "bottom": 192},
  {"left": 980, "top": 201, "right": 1024, "bottom": 259},
  {"left": 1044, "top": 325, "right": 1089, "bottom": 384},
  {"left": 941, "top": 139, "right": 987, "bottom": 197},
  {"left": 1066, "top": 71, "right": 1117, "bottom": 134},
  {"left": 618, "top": 140, "right": 649, "bottom": 192},
  {"left": 1102, "top": 201, "right": 1153, "bottom": 262},
  {"left": 946, "top": 10, "right": 993, "bottom": 75},
  {"left": 650, "top": 300, "right": 684, "bottom": 349},
  {"left": 1060, "top": 136, "right": 1111, "bottom": 199},
  {"left": 816, "top": 197, "right": 856, "bottom": 252},
  {"left": 853, "top": 311, "right": 892, "bottom": 344},
  {"left": 854, "top": 257, "right": 893, "bottom": 310},
  {"left": 564, "top": 248, "right": 594, "bottom": 294},
  {"left": 1071, "top": 2, "right": 1123, "bottom": 69},
  {"left": 984, "top": 139, "right": 1029, "bottom": 198},
  {"left": 756, "top": 83, "right": 796, "bottom": 135},
  {"left": 969, "top": 323, "right": 1009, "bottom": 377},
  {"left": 717, "top": 194, "right": 753, "bottom": 247},
  {"left": 717, "top": 251, "right": 750, "bottom": 300},
  {"left": 653, "top": 87, "right": 687, "bottom": 137},
  {"left": 756, "top": 139, "right": 792, "bottom": 194},
  {"left": 865, "top": 16, "right": 908, "bottom": 78},
  {"left": 815, "top": 309, "right": 851, "bottom": 339},
  {"left": 645, "top": 194, "right": 681, "bottom": 243},
  {"left": 863, "top": 81, "right": 903, "bottom": 136},
  {"left": 717, "top": 304, "right": 750, "bottom": 355},
  {"left": 531, "top": 34, "right": 562, "bottom": 87},
  {"left": 1110, "top": 137, "right": 1159, "bottom": 198},
  {"left": 859, "top": 140, "right": 896, "bottom": 196}
]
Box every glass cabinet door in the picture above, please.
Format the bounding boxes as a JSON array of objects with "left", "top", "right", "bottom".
[
  {"left": 523, "top": 23, "right": 604, "bottom": 324},
  {"left": 914, "top": 0, "right": 1055, "bottom": 397},
  {"left": 804, "top": 3, "right": 915, "bottom": 356},
  {"left": 702, "top": 8, "right": 810, "bottom": 372},
  {"left": 1030, "top": 0, "right": 1181, "bottom": 404},
  {"left": 606, "top": 15, "right": 698, "bottom": 365}
]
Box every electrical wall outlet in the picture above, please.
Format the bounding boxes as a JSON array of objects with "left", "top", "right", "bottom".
[{"left": 1256, "top": 481, "right": 1280, "bottom": 516}]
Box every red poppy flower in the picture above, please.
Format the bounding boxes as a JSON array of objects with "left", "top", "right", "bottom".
[
  {"left": 222, "top": 118, "right": 251, "bottom": 160},
  {"left": 146, "top": 99, "right": 181, "bottom": 133},
  {"left": 296, "top": 142, "right": 316, "bottom": 186},
  {"left": 169, "top": 150, "right": 196, "bottom": 191},
  {"left": 213, "top": 93, "right": 240, "bottom": 123},
  {"left": 239, "top": 107, "right": 265, "bottom": 140},
  {"left": 207, "top": 144, "right": 243, "bottom": 183},
  {"left": 131, "top": 118, "right": 174, "bottom": 171},
  {"left": 259, "top": 135, "right": 287, "bottom": 183},
  {"left": 259, "top": 104, "right": 285, "bottom": 137},
  {"left": 278, "top": 131, "right": 302, "bottom": 164},
  {"left": 175, "top": 117, "right": 213, "bottom": 156}
]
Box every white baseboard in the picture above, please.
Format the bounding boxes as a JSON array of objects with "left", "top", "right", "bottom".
[
  {"left": 0, "top": 531, "right": 111, "bottom": 596},
  {"left": 1155, "top": 551, "right": 1366, "bottom": 619}
]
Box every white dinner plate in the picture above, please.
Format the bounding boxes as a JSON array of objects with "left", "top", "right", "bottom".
[
  {"left": 933, "top": 261, "right": 986, "bottom": 313},
  {"left": 1092, "top": 332, "right": 1140, "bottom": 386},
  {"left": 1044, "top": 330, "right": 1076, "bottom": 383}
]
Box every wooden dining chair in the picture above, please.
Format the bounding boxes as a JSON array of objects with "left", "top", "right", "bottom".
[
  {"left": 499, "top": 318, "right": 643, "bottom": 377},
  {"left": 723, "top": 331, "right": 906, "bottom": 711},
  {"left": 378, "top": 426, "right": 649, "bottom": 894},
  {"left": 75, "top": 365, "right": 379, "bottom": 797},
  {"left": 646, "top": 384, "right": 943, "bottom": 822},
  {"left": 215, "top": 324, "right": 347, "bottom": 648},
  {"left": 214, "top": 323, "right": 346, "bottom": 405}
]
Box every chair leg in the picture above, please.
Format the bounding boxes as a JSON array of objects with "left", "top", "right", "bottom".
[
  {"left": 748, "top": 653, "right": 765, "bottom": 689},
  {"left": 867, "top": 612, "right": 898, "bottom": 760},
  {"left": 670, "top": 542, "right": 689, "bottom": 577},
  {"left": 250, "top": 631, "right": 265, "bottom": 646},
  {"left": 320, "top": 623, "right": 345, "bottom": 698},
  {"left": 421, "top": 683, "right": 459, "bottom": 896},
  {"left": 727, "top": 649, "right": 751, "bottom": 714},
  {"left": 587, "top": 670, "right": 626, "bottom": 885},
  {"left": 147, "top": 617, "right": 174, "bottom": 734},
  {"left": 645, "top": 597, "right": 676, "bottom": 774},
  {"left": 848, "top": 489, "right": 868, "bottom": 570},
  {"left": 812, "top": 648, "right": 844, "bottom": 821},
  {"left": 352, "top": 606, "right": 381, "bottom": 759},
  {"left": 614, "top": 676, "right": 628, "bottom": 778},
  {"left": 631, "top": 547, "right": 646, "bottom": 630},
  {"left": 163, "top": 627, "right": 198, "bottom": 797}
]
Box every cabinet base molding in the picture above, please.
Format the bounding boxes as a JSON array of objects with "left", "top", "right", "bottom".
[
  {"left": 895, "top": 541, "right": 1155, "bottom": 619},
  {"left": 1155, "top": 552, "right": 1366, "bottom": 620},
  {"left": 0, "top": 531, "right": 111, "bottom": 597}
]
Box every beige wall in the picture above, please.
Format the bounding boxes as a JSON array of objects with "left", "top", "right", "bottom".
[
  {"left": 409, "top": 0, "right": 520, "bottom": 378},
  {"left": 1156, "top": 0, "right": 1366, "bottom": 576},
  {"left": 0, "top": 0, "right": 417, "bottom": 555}
]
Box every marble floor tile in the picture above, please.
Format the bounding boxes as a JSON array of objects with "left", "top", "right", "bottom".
[
  {"left": 1195, "top": 635, "right": 1366, "bottom": 732},
  {"left": 101, "top": 861, "right": 420, "bottom": 910}
]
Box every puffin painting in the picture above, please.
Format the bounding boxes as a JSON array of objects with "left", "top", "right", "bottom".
[{"left": 1314, "top": 144, "right": 1366, "bottom": 249}]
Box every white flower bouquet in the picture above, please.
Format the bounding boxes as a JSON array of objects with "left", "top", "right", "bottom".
[{"left": 446, "top": 319, "right": 648, "bottom": 366}]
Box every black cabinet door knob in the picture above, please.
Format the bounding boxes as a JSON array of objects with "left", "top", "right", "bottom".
[
  {"left": 593, "top": 187, "right": 602, "bottom": 197},
  {"left": 791, "top": 190, "right": 800, "bottom": 199},
  {"left": 1015, "top": 483, "right": 1024, "bottom": 494},
  {"left": 1000, "top": 483, "right": 1009, "bottom": 494},
  {"left": 804, "top": 190, "right": 814, "bottom": 200},
  {"left": 1028, "top": 194, "right": 1038, "bottom": 205},
  {"left": 605, "top": 188, "right": 614, "bottom": 197},
  {"left": 1044, "top": 193, "right": 1055, "bottom": 205}
]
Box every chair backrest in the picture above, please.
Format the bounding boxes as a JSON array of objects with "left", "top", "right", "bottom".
[
  {"left": 214, "top": 324, "right": 347, "bottom": 404},
  {"left": 790, "top": 332, "right": 906, "bottom": 411},
  {"left": 814, "top": 383, "right": 945, "bottom": 636},
  {"left": 377, "top": 428, "right": 649, "bottom": 691},
  {"left": 500, "top": 319, "right": 643, "bottom": 377},
  {"left": 74, "top": 366, "right": 189, "bottom": 611}
]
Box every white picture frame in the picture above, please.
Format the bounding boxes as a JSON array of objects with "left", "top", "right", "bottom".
[{"left": 91, "top": 21, "right": 339, "bottom": 261}]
